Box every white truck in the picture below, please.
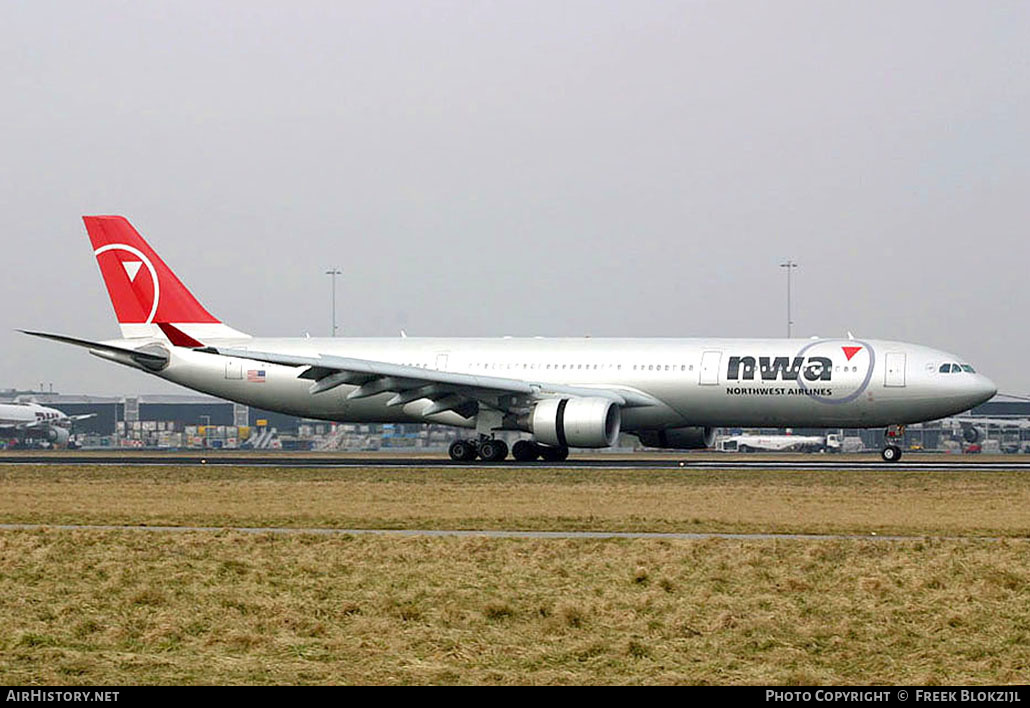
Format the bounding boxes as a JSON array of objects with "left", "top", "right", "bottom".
[{"left": 716, "top": 432, "right": 844, "bottom": 453}]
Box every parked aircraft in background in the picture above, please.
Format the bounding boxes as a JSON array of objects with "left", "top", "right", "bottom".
[
  {"left": 23, "top": 216, "right": 997, "bottom": 462},
  {"left": 0, "top": 401, "right": 94, "bottom": 448},
  {"left": 933, "top": 414, "right": 1030, "bottom": 450}
]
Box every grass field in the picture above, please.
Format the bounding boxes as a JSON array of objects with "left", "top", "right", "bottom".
[
  {"left": 1, "top": 462, "right": 1028, "bottom": 684},
  {"left": 1, "top": 531, "right": 1028, "bottom": 684},
  {"left": 0, "top": 464, "right": 1028, "bottom": 536}
]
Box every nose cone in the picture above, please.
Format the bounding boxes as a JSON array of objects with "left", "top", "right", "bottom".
[
  {"left": 972, "top": 374, "right": 998, "bottom": 407},
  {"left": 952, "top": 373, "right": 997, "bottom": 412}
]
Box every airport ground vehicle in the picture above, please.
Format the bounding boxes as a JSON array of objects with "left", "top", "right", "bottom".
[{"left": 715, "top": 433, "right": 842, "bottom": 453}]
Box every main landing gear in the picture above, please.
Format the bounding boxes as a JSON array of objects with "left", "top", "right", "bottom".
[
  {"left": 448, "top": 437, "right": 508, "bottom": 462},
  {"left": 512, "top": 440, "right": 568, "bottom": 462},
  {"left": 447, "top": 438, "right": 569, "bottom": 463},
  {"left": 448, "top": 438, "right": 507, "bottom": 462},
  {"left": 880, "top": 425, "right": 905, "bottom": 463}
]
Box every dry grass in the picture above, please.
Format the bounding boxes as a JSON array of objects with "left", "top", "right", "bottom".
[
  {"left": 0, "top": 464, "right": 1027, "bottom": 537},
  {"left": 0, "top": 530, "right": 1027, "bottom": 685},
  {"left": 2, "top": 463, "right": 1028, "bottom": 684}
]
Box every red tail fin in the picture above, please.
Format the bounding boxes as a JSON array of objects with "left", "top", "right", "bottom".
[
  {"left": 84, "top": 216, "right": 248, "bottom": 340},
  {"left": 157, "top": 322, "right": 205, "bottom": 348}
]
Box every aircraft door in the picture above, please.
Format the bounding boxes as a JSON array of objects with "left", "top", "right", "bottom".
[
  {"left": 884, "top": 352, "right": 906, "bottom": 387},
  {"left": 699, "top": 351, "right": 722, "bottom": 385},
  {"left": 435, "top": 353, "right": 449, "bottom": 371},
  {"left": 225, "top": 360, "right": 243, "bottom": 380}
]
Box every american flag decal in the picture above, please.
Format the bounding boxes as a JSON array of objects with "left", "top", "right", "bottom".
[{"left": 247, "top": 369, "right": 266, "bottom": 383}]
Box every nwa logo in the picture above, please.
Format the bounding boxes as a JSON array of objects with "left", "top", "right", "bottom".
[
  {"left": 724, "top": 340, "right": 876, "bottom": 407},
  {"left": 727, "top": 356, "right": 833, "bottom": 382}
]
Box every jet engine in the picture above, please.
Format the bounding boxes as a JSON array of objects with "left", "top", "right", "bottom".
[
  {"left": 637, "top": 426, "right": 715, "bottom": 450},
  {"left": 46, "top": 427, "right": 70, "bottom": 447},
  {"left": 529, "top": 397, "right": 621, "bottom": 448}
]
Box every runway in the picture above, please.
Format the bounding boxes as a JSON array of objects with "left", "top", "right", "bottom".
[
  {"left": 1, "top": 453, "right": 1029, "bottom": 471},
  {"left": 0, "top": 523, "right": 1007, "bottom": 542}
]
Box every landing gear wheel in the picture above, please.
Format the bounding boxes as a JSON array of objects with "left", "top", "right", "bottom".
[
  {"left": 881, "top": 445, "right": 902, "bottom": 463},
  {"left": 538, "top": 445, "right": 569, "bottom": 462},
  {"left": 449, "top": 439, "right": 477, "bottom": 463},
  {"left": 511, "top": 440, "right": 540, "bottom": 462},
  {"left": 478, "top": 439, "right": 508, "bottom": 462}
]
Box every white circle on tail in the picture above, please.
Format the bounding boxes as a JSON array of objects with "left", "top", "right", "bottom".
[{"left": 93, "top": 243, "right": 161, "bottom": 324}]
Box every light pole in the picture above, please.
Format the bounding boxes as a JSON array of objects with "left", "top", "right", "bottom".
[
  {"left": 325, "top": 268, "right": 342, "bottom": 337},
  {"left": 779, "top": 260, "right": 798, "bottom": 338}
]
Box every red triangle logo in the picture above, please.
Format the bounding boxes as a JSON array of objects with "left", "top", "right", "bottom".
[{"left": 842, "top": 346, "right": 862, "bottom": 361}]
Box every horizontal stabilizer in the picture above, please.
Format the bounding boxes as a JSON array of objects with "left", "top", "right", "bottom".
[{"left": 19, "top": 330, "right": 169, "bottom": 370}]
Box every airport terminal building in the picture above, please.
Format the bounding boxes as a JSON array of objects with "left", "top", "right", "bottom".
[{"left": 0, "top": 389, "right": 439, "bottom": 451}]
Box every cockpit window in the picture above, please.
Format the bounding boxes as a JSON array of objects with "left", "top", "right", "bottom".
[
  {"left": 961, "top": 364, "right": 976, "bottom": 373},
  {"left": 938, "top": 363, "right": 952, "bottom": 373}
]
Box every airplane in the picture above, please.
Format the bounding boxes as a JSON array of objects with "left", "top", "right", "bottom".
[
  {"left": 933, "top": 415, "right": 1030, "bottom": 444},
  {"left": 22, "top": 216, "right": 997, "bottom": 463},
  {"left": 0, "top": 400, "right": 94, "bottom": 448}
]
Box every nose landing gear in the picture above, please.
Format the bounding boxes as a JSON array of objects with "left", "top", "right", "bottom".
[
  {"left": 881, "top": 425, "right": 905, "bottom": 462},
  {"left": 881, "top": 445, "right": 902, "bottom": 462}
]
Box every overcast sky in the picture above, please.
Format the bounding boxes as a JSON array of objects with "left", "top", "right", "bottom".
[{"left": 1, "top": 0, "right": 1028, "bottom": 396}]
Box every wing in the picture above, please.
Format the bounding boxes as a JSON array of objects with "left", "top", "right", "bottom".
[
  {"left": 0, "top": 420, "right": 48, "bottom": 432},
  {"left": 205, "top": 346, "right": 660, "bottom": 419}
]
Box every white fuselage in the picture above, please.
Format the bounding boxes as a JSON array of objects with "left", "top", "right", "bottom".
[
  {"left": 101, "top": 335, "right": 997, "bottom": 432},
  {"left": 0, "top": 402, "right": 67, "bottom": 428}
]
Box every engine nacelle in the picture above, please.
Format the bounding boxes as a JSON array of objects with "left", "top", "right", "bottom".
[
  {"left": 46, "top": 427, "right": 70, "bottom": 447},
  {"left": 637, "top": 426, "right": 715, "bottom": 450},
  {"left": 962, "top": 426, "right": 981, "bottom": 443},
  {"left": 530, "top": 397, "right": 621, "bottom": 448}
]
